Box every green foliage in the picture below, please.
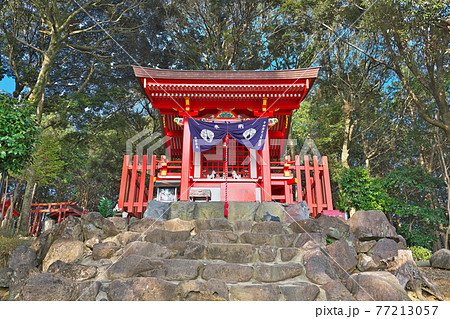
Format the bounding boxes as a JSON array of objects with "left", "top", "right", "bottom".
[
  {"left": 383, "top": 167, "right": 447, "bottom": 248},
  {"left": 337, "top": 167, "right": 388, "bottom": 212},
  {"left": 98, "top": 197, "right": 114, "bottom": 218},
  {"left": 33, "top": 129, "right": 65, "bottom": 186},
  {"left": 0, "top": 94, "right": 41, "bottom": 173},
  {"left": 337, "top": 166, "right": 447, "bottom": 248},
  {"left": 408, "top": 246, "right": 432, "bottom": 261}
]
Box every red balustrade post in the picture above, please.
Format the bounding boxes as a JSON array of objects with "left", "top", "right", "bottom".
[{"left": 313, "top": 156, "right": 323, "bottom": 215}]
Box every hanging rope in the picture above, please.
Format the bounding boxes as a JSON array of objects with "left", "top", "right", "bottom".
[{"left": 224, "top": 125, "right": 229, "bottom": 218}]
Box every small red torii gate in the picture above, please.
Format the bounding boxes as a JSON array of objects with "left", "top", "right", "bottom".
[{"left": 1, "top": 199, "right": 86, "bottom": 237}]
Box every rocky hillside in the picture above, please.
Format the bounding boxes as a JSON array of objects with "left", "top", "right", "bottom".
[{"left": 0, "top": 209, "right": 449, "bottom": 301}]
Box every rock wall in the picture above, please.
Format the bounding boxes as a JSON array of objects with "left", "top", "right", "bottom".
[{"left": 0, "top": 209, "right": 447, "bottom": 301}]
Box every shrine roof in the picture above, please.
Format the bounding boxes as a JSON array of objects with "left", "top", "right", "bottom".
[{"left": 133, "top": 66, "right": 320, "bottom": 82}]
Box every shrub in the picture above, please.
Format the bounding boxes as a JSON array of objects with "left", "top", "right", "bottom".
[
  {"left": 98, "top": 197, "right": 114, "bottom": 218},
  {"left": 337, "top": 167, "right": 388, "bottom": 212},
  {"left": 408, "top": 246, "right": 432, "bottom": 261},
  {"left": 0, "top": 234, "right": 28, "bottom": 267}
]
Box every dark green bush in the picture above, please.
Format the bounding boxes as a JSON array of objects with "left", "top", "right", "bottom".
[{"left": 98, "top": 197, "right": 114, "bottom": 218}]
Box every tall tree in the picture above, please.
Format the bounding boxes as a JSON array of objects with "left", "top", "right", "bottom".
[{"left": 362, "top": 0, "right": 449, "bottom": 141}]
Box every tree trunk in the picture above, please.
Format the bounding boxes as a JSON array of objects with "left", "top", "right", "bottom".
[
  {"left": 28, "top": 38, "right": 59, "bottom": 121},
  {"left": 3, "top": 183, "right": 20, "bottom": 232},
  {"left": 19, "top": 167, "right": 35, "bottom": 232},
  {"left": 341, "top": 103, "right": 353, "bottom": 169}
]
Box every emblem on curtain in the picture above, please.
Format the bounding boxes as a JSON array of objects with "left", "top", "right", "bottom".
[{"left": 187, "top": 118, "right": 268, "bottom": 152}]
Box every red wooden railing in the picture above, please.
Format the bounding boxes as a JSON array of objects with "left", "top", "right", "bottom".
[{"left": 118, "top": 154, "right": 333, "bottom": 218}]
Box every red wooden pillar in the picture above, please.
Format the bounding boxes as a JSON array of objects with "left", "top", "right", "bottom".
[
  {"left": 148, "top": 155, "right": 156, "bottom": 202},
  {"left": 295, "top": 155, "right": 303, "bottom": 202},
  {"left": 304, "top": 155, "right": 313, "bottom": 216},
  {"left": 180, "top": 117, "right": 192, "bottom": 201},
  {"left": 261, "top": 137, "right": 272, "bottom": 201},
  {"left": 137, "top": 155, "right": 147, "bottom": 217},
  {"left": 118, "top": 155, "right": 130, "bottom": 211},
  {"left": 322, "top": 156, "right": 333, "bottom": 210},
  {"left": 128, "top": 155, "right": 139, "bottom": 216},
  {"left": 313, "top": 156, "right": 323, "bottom": 215}
]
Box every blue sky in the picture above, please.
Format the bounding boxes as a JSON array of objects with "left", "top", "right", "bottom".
[{"left": 0, "top": 76, "right": 14, "bottom": 93}]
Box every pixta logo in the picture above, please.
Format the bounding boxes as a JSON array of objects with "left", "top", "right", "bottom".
[{"left": 126, "top": 129, "right": 171, "bottom": 160}]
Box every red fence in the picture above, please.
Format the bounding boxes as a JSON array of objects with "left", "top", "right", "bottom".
[{"left": 118, "top": 154, "right": 333, "bottom": 218}]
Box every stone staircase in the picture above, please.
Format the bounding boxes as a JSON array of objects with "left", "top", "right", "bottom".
[
  {"left": 5, "top": 210, "right": 436, "bottom": 301},
  {"left": 84, "top": 218, "right": 328, "bottom": 301}
]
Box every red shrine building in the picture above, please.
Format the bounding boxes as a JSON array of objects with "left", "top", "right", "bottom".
[{"left": 118, "top": 67, "right": 333, "bottom": 218}]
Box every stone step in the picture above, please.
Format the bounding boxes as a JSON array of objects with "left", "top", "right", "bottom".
[{"left": 105, "top": 276, "right": 326, "bottom": 301}]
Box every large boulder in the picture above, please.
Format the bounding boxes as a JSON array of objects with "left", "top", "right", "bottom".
[
  {"left": 108, "top": 277, "right": 177, "bottom": 301},
  {"left": 284, "top": 201, "right": 311, "bottom": 223},
  {"left": 121, "top": 241, "right": 173, "bottom": 259},
  {"left": 166, "top": 241, "right": 205, "bottom": 259},
  {"left": 280, "top": 248, "right": 300, "bottom": 262},
  {"left": 81, "top": 212, "right": 119, "bottom": 240},
  {"left": 128, "top": 218, "right": 164, "bottom": 234},
  {"left": 30, "top": 230, "right": 54, "bottom": 262},
  {"left": 229, "top": 284, "right": 280, "bottom": 301},
  {"left": 258, "top": 246, "right": 277, "bottom": 262},
  {"left": 227, "top": 202, "right": 259, "bottom": 223},
  {"left": 368, "top": 238, "right": 399, "bottom": 265},
  {"left": 202, "top": 263, "right": 254, "bottom": 282},
  {"left": 294, "top": 233, "right": 327, "bottom": 250},
  {"left": 8, "top": 246, "right": 37, "bottom": 270},
  {"left": 159, "top": 259, "right": 203, "bottom": 281},
  {"left": 251, "top": 221, "right": 286, "bottom": 235},
  {"left": 357, "top": 254, "right": 378, "bottom": 272},
  {"left": 271, "top": 234, "right": 298, "bottom": 248},
  {"left": 20, "top": 273, "right": 78, "bottom": 301},
  {"left": 105, "top": 255, "right": 165, "bottom": 280},
  {"left": 281, "top": 283, "right": 320, "bottom": 301},
  {"left": 8, "top": 265, "right": 40, "bottom": 300},
  {"left": 430, "top": 249, "right": 450, "bottom": 270},
  {"left": 347, "top": 210, "right": 398, "bottom": 240},
  {"left": 205, "top": 244, "right": 255, "bottom": 263},
  {"left": 76, "top": 280, "right": 101, "bottom": 301},
  {"left": 0, "top": 267, "right": 13, "bottom": 288},
  {"left": 143, "top": 201, "right": 170, "bottom": 220},
  {"left": 289, "top": 219, "right": 321, "bottom": 233},
  {"left": 355, "top": 240, "right": 377, "bottom": 253},
  {"left": 316, "top": 215, "right": 350, "bottom": 240},
  {"left": 163, "top": 218, "right": 195, "bottom": 232},
  {"left": 52, "top": 216, "right": 84, "bottom": 241},
  {"left": 177, "top": 279, "right": 228, "bottom": 301},
  {"left": 255, "top": 202, "right": 286, "bottom": 222},
  {"left": 194, "top": 230, "right": 238, "bottom": 244},
  {"left": 326, "top": 240, "right": 357, "bottom": 276},
  {"left": 303, "top": 249, "right": 339, "bottom": 285},
  {"left": 169, "top": 202, "right": 196, "bottom": 220},
  {"left": 194, "top": 218, "right": 233, "bottom": 231},
  {"left": 194, "top": 202, "right": 225, "bottom": 219},
  {"left": 47, "top": 261, "right": 97, "bottom": 282},
  {"left": 321, "top": 280, "right": 355, "bottom": 301},
  {"left": 114, "top": 231, "right": 142, "bottom": 246},
  {"left": 107, "top": 217, "right": 128, "bottom": 232},
  {"left": 233, "top": 220, "right": 254, "bottom": 234},
  {"left": 254, "top": 263, "right": 303, "bottom": 282},
  {"left": 240, "top": 232, "right": 272, "bottom": 246},
  {"left": 42, "top": 239, "right": 90, "bottom": 272},
  {"left": 92, "top": 242, "right": 119, "bottom": 260},
  {"left": 144, "top": 229, "right": 190, "bottom": 245},
  {"left": 346, "top": 272, "right": 410, "bottom": 301}
]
